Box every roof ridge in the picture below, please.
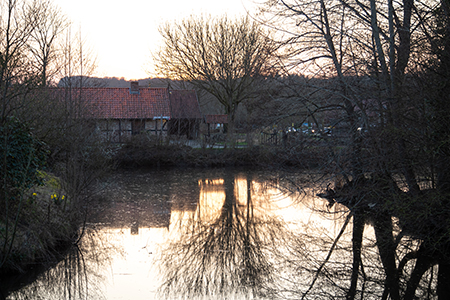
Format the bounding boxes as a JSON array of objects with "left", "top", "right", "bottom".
[{"left": 50, "top": 87, "right": 169, "bottom": 90}]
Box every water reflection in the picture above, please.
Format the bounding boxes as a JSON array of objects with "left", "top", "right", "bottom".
[
  {"left": 159, "top": 170, "right": 286, "bottom": 299},
  {"left": 5, "top": 226, "right": 119, "bottom": 300},
  {"left": 4, "top": 168, "right": 398, "bottom": 300}
]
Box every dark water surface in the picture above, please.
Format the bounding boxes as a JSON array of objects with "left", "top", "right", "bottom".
[{"left": 4, "top": 168, "right": 356, "bottom": 300}]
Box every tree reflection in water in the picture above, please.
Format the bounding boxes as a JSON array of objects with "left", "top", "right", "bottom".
[
  {"left": 6, "top": 226, "right": 121, "bottom": 300},
  {"left": 5, "top": 169, "right": 441, "bottom": 299},
  {"left": 158, "top": 169, "right": 441, "bottom": 300},
  {"left": 157, "top": 170, "right": 296, "bottom": 299}
]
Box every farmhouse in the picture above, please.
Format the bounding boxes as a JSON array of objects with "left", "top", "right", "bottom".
[{"left": 52, "top": 82, "right": 202, "bottom": 142}]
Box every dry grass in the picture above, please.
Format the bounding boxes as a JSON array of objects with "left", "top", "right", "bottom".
[{"left": 1, "top": 172, "right": 79, "bottom": 274}]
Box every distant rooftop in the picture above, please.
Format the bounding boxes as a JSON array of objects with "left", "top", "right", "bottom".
[{"left": 50, "top": 84, "right": 201, "bottom": 120}]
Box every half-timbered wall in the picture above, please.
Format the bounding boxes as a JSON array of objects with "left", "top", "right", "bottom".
[{"left": 96, "top": 119, "right": 168, "bottom": 143}]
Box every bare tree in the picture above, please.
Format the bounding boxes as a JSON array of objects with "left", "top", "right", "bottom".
[
  {"left": 0, "top": 0, "right": 106, "bottom": 273},
  {"left": 154, "top": 15, "right": 276, "bottom": 143},
  {"left": 0, "top": 0, "right": 40, "bottom": 120},
  {"left": 28, "top": 0, "right": 69, "bottom": 86},
  {"left": 1, "top": 0, "right": 69, "bottom": 122},
  {"left": 256, "top": 0, "right": 450, "bottom": 299},
  {"left": 48, "top": 26, "right": 105, "bottom": 212}
]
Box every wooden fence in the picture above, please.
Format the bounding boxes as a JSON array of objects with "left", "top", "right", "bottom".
[{"left": 261, "top": 132, "right": 279, "bottom": 145}]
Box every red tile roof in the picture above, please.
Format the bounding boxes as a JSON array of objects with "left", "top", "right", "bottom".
[
  {"left": 169, "top": 90, "right": 202, "bottom": 119},
  {"left": 50, "top": 87, "right": 201, "bottom": 120},
  {"left": 204, "top": 114, "right": 228, "bottom": 124},
  {"left": 86, "top": 88, "right": 170, "bottom": 119}
]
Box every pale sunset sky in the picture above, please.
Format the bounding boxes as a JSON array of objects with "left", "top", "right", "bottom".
[{"left": 55, "top": 0, "right": 254, "bottom": 80}]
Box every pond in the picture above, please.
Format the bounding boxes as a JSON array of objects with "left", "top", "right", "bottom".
[{"left": 2, "top": 168, "right": 432, "bottom": 299}]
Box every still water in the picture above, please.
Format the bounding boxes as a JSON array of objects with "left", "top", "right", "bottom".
[{"left": 5, "top": 168, "right": 374, "bottom": 300}]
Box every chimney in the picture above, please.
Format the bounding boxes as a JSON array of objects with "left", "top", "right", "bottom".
[{"left": 130, "top": 81, "right": 140, "bottom": 94}]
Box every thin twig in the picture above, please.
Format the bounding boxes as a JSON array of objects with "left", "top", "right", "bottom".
[{"left": 301, "top": 211, "right": 353, "bottom": 300}]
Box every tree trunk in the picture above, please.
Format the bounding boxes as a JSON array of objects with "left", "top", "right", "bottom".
[
  {"left": 438, "top": 260, "right": 450, "bottom": 299},
  {"left": 226, "top": 104, "right": 237, "bottom": 148},
  {"left": 435, "top": 0, "right": 450, "bottom": 200},
  {"left": 373, "top": 213, "right": 400, "bottom": 300},
  {"left": 404, "top": 244, "right": 433, "bottom": 300},
  {"left": 347, "top": 212, "right": 365, "bottom": 300}
]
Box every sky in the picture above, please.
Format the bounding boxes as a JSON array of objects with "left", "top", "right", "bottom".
[{"left": 55, "top": 0, "right": 255, "bottom": 80}]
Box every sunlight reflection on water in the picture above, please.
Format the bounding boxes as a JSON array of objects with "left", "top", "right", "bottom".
[{"left": 7, "top": 168, "right": 363, "bottom": 300}]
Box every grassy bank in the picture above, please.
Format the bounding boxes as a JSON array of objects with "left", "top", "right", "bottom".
[
  {"left": 114, "top": 143, "right": 328, "bottom": 169},
  {"left": 0, "top": 172, "right": 79, "bottom": 275}
]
